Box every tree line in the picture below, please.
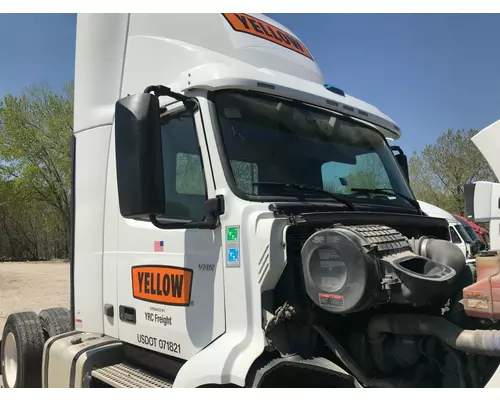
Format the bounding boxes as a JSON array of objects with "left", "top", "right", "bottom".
[
  {"left": 0, "top": 84, "right": 72, "bottom": 261},
  {"left": 409, "top": 128, "right": 496, "bottom": 215},
  {"left": 0, "top": 83, "right": 495, "bottom": 261}
]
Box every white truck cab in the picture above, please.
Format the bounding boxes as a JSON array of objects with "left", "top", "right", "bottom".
[
  {"left": 3, "top": 13, "right": 500, "bottom": 389},
  {"left": 464, "top": 119, "right": 500, "bottom": 387},
  {"left": 465, "top": 120, "right": 500, "bottom": 251},
  {"left": 417, "top": 200, "right": 475, "bottom": 261}
]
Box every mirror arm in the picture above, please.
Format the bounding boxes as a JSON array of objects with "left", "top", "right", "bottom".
[
  {"left": 389, "top": 145, "right": 404, "bottom": 154},
  {"left": 144, "top": 85, "right": 191, "bottom": 103},
  {"left": 149, "top": 195, "right": 225, "bottom": 231},
  {"left": 144, "top": 84, "right": 198, "bottom": 117}
]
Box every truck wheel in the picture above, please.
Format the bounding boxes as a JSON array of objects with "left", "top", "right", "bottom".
[
  {"left": 1, "top": 311, "right": 45, "bottom": 388},
  {"left": 39, "top": 307, "right": 72, "bottom": 340}
]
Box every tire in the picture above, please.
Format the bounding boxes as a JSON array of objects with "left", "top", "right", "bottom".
[
  {"left": 1, "top": 311, "right": 45, "bottom": 388},
  {"left": 38, "top": 308, "right": 72, "bottom": 340}
]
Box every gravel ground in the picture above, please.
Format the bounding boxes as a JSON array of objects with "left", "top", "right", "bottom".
[{"left": 0, "top": 261, "right": 70, "bottom": 387}]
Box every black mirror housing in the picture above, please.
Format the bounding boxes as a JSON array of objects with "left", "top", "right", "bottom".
[
  {"left": 395, "top": 153, "right": 409, "bottom": 181},
  {"left": 390, "top": 145, "right": 409, "bottom": 182},
  {"left": 115, "top": 93, "right": 165, "bottom": 218}
]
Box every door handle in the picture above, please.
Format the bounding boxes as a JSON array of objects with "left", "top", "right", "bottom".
[
  {"left": 104, "top": 303, "right": 114, "bottom": 318},
  {"left": 119, "top": 305, "right": 136, "bottom": 324}
]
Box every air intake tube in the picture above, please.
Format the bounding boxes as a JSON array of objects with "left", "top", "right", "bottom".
[{"left": 409, "top": 236, "right": 466, "bottom": 274}]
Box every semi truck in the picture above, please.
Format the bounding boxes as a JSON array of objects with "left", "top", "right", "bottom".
[
  {"left": 454, "top": 215, "right": 486, "bottom": 253},
  {"left": 417, "top": 200, "right": 478, "bottom": 262},
  {"left": 3, "top": 13, "right": 500, "bottom": 388},
  {"left": 465, "top": 120, "right": 500, "bottom": 251}
]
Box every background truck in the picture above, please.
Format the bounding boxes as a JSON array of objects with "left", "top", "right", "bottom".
[
  {"left": 454, "top": 215, "right": 486, "bottom": 253},
  {"left": 465, "top": 120, "right": 500, "bottom": 251},
  {"left": 3, "top": 13, "right": 500, "bottom": 389},
  {"left": 418, "top": 200, "right": 478, "bottom": 262}
]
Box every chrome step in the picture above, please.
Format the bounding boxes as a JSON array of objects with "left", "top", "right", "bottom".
[{"left": 91, "top": 363, "right": 173, "bottom": 388}]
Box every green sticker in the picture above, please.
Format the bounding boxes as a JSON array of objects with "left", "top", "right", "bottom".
[{"left": 227, "top": 227, "right": 239, "bottom": 242}]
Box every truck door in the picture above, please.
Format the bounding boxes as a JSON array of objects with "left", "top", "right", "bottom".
[
  {"left": 449, "top": 225, "right": 467, "bottom": 258},
  {"left": 113, "top": 103, "right": 225, "bottom": 360}
]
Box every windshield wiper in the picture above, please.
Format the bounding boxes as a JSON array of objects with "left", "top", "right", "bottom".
[
  {"left": 350, "top": 187, "right": 421, "bottom": 213},
  {"left": 252, "top": 182, "right": 356, "bottom": 210}
]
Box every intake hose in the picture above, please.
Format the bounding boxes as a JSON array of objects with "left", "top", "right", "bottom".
[
  {"left": 410, "top": 237, "right": 466, "bottom": 275},
  {"left": 367, "top": 314, "right": 500, "bottom": 372},
  {"left": 312, "top": 325, "right": 395, "bottom": 388}
]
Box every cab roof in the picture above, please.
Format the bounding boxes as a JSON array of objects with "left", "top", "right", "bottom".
[{"left": 74, "top": 13, "right": 402, "bottom": 139}]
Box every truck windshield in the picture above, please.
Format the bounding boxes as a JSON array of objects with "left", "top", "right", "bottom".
[
  {"left": 455, "top": 217, "right": 480, "bottom": 243},
  {"left": 464, "top": 224, "right": 480, "bottom": 242},
  {"left": 212, "top": 90, "right": 416, "bottom": 210},
  {"left": 455, "top": 223, "right": 474, "bottom": 244}
]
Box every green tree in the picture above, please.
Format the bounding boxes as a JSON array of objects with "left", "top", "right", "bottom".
[
  {"left": 0, "top": 82, "right": 73, "bottom": 259},
  {"left": 409, "top": 128, "right": 496, "bottom": 215},
  {"left": 345, "top": 153, "right": 391, "bottom": 191},
  {"left": 323, "top": 153, "right": 391, "bottom": 194}
]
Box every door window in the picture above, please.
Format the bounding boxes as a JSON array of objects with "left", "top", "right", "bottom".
[
  {"left": 449, "top": 226, "right": 462, "bottom": 244},
  {"left": 160, "top": 111, "right": 208, "bottom": 222}
]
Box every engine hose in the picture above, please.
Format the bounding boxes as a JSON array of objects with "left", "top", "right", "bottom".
[
  {"left": 367, "top": 314, "right": 500, "bottom": 363},
  {"left": 468, "top": 355, "right": 479, "bottom": 388},
  {"left": 441, "top": 342, "right": 466, "bottom": 388},
  {"left": 312, "top": 325, "right": 395, "bottom": 388}
]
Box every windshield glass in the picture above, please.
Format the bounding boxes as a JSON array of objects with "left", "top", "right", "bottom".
[
  {"left": 464, "top": 225, "right": 480, "bottom": 242},
  {"left": 456, "top": 218, "right": 480, "bottom": 242},
  {"left": 213, "top": 91, "right": 415, "bottom": 210},
  {"left": 454, "top": 223, "right": 474, "bottom": 244}
]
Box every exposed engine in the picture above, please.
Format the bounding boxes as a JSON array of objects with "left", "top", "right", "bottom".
[
  {"left": 265, "top": 223, "right": 500, "bottom": 388},
  {"left": 301, "top": 225, "right": 463, "bottom": 313}
]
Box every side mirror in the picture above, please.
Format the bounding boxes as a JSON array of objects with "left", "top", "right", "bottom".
[
  {"left": 471, "top": 242, "right": 480, "bottom": 256},
  {"left": 478, "top": 240, "right": 486, "bottom": 251},
  {"left": 390, "top": 145, "right": 409, "bottom": 182},
  {"left": 115, "top": 93, "right": 165, "bottom": 218}
]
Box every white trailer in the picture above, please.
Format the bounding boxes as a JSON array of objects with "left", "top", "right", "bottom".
[{"left": 3, "top": 13, "right": 500, "bottom": 388}]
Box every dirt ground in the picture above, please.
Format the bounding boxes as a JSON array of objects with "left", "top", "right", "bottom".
[
  {"left": 0, "top": 261, "right": 70, "bottom": 334},
  {"left": 0, "top": 261, "right": 70, "bottom": 387}
]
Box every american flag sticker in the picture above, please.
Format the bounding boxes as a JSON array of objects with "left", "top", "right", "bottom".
[{"left": 154, "top": 240, "right": 164, "bottom": 252}]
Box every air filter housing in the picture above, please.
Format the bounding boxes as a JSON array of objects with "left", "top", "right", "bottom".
[{"left": 300, "top": 225, "right": 458, "bottom": 314}]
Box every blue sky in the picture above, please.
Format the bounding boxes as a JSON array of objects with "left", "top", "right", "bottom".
[{"left": 0, "top": 13, "right": 499, "bottom": 156}]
